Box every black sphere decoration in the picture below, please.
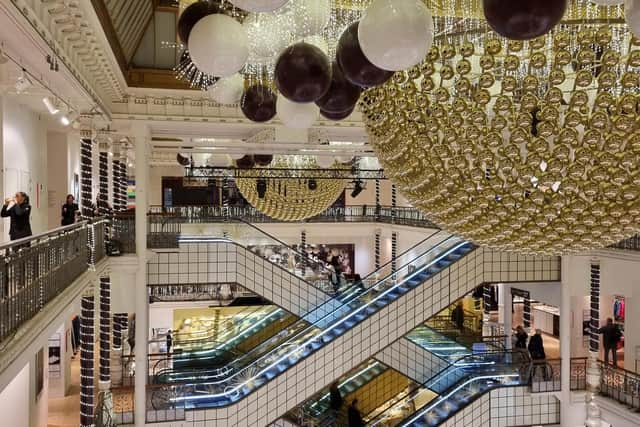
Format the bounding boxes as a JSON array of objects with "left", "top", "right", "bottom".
[
  {"left": 176, "top": 153, "right": 191, "bottom": 166},
  {"left": 483, "top": 0, "right": 567, "bottom": 40},
  {"left": 254, "top": 154, "right": 274, "bottom": 166},
  {"left": 236, "top": 155, "right": 255, "bottom": 169},
  {"left": 275, "top": 42, "right": 332, "bottom": 103},
  {"left": 178, "top": 1, "right": 221, "bottom": 44},
  {"left": 241, "top": 85, "right": 277, "bottom": 123},
  {"left": 320, "top": 106, "right": 354, "bottom": 121},
  {"left": 315, "top": 61, "right": 362, "bottom": 113},
  {"left": 336, "top": 22, "right": 394, "bottom": 88}
]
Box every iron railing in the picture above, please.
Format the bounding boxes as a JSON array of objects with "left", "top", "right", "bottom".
[
  {"left": 0, "top": 218, "right": 107, "bottom": 343},
  {"left": 148, "top": 282, "right": 252, "bottom": 303},
  {"left": 600, "top": 362, "right": 640, "bottom": 410},
  {"left": 528, "top": 357, "right": 587, "bottom": 393},
  {"left": 609, "top": 234, "right": 640, "bottom": 251}
]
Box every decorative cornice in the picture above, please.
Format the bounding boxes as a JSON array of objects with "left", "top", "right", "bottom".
[{"left": 9, "top": 0, "right": 128, "bottom": 115}]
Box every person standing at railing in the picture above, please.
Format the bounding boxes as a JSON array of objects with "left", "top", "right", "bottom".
[
  {"left": 61, "top": 194, "right": 80, "bottom": 226},
  {"left": 451, "top": 301, "right": 465, "bottom": 332},
  {"left": 166, "top": 330, "right": 173, "bottom": 355},
  {"left": 2, "top": 192, "right": 32, "bottom": 242},
  {"left": 347, "top": 399, "right": 364, "bottom": 427},
  {"left": 515, "top": 325, "right": 528, "bottom": 350},
  {"left": 598, "top": 317, "right": 622, "bottom": 367}
]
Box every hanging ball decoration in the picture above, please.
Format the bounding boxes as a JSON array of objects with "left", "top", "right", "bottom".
[
  {"left": 241, "top": 84, "right": 277, "bottom": 122},
  {"left": 229, "top": 0, "right": 289, "bottom": 12},
  {"left": 287, "top": 0, "right": 331, "bottom": 38},
  {"left": 276, "top": 96, "right": 319, "bottom": 129},
  {"left": 176, "top": 153, "right": 191, "bottom": 166},
  {"left": 482, "top": 0, "right": 568, "bottom": 40},
  {"left": 244, "top": 13, "right": 290, "bottom": 65},
  {"left": 358, "top": 0, "right": 434, "bottom": 71},
  {"left": 208, "top": 73, "right": 245, "bottom": 105},
  {"left": 316, "top": 61, "right": 362, "bottom": 114},
  {"left": 320, "top": 105, "right": 354, "bottom": 121},
  {"left": 208, "top": 154, "right": 233, "bottom": 167},
  {"left": 626, "top": 0, "right": 640, "bottom": 37},
  {"left": 275, "top": 42, "right": 332, "bottom": 103},
  {"left": 337, "top": 22, "right": 394, "bottom": 88},
  {"left": 254, "top": 154, "right": 274, "bottom": 166},
  {"left": 315, "top": 156, "right": 335, "bottom": 168},
  {"left": 236, "top": 155, "right": 256, "bottom": 169},
  {"left": 301, "top": 35, "right": 329, "bottom": 56},
  {"left": 178, "top": 1, "right": 220, "bottom": 44},
  {"left": 230, "top": 153, "right": 246, "bottom": 160},
  {"left": 188, "top": 14, "right": 249, "bottom": 77}
]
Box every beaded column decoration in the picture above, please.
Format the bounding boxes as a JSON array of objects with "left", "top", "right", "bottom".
[
  {"left": 112, "top": 159, "right": 121, "bottom": 212},
  {"left": 99, "top": 148, "right": 111, "bottom": 246},
  {"left": 374, "top": 228, "right": 381, "bottom": 271},
  {"left": 589, "top": 262, "right": 601, "bottom": 353},
  {"left": 300, "top": 229, "right": 307, "bottom": 277},
  {"left": 80, "top": 295, "right": 95, "bottom": 427},
  {"left": 81, "top": 134, "right": 95, "bottom": 267},
  {"left": 375, "top": 179, "right": 381, "bottom": 219},
  {"left": 391, "top": 231, "right": 398, "bottom": 274},
  {"left": 391, "top": 184, "right": 397, "bottom": 222},
  {"left": 119, "top": 161, "right": 127, "bottom": 211},
  {"left": 523, "top": 296, "right": 531, "bottom": 329},
  {"left": 99, "top": 277, "right": 111, "bottom": 389}
]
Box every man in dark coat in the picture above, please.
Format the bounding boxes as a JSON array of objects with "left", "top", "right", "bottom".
[
  {"left": 598, "top": 317, "right": 622, "bottom": 367},
  {"left": 1, "top": 192, "right": 32, "bottom": 241}
]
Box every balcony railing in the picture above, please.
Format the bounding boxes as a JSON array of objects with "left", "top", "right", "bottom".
[
  {"left": 0, "top": 218, "right": 107, "bottom": 343},
  {"left": 600, "top": 362, "right": 640, "bottom": 410}
]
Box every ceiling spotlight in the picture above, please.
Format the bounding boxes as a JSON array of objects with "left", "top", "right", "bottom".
[
  {"left": 42, "top": 97, "right": 59, "bottom": 115},
  {"left": 350, "top": 180, "right": 364, "bottom": 198},
  {"left": 15, "top": 70, "right": 32, "bottom": 93},
  {"left": 60, "top": 110, "right": 77, "bottom": 126},
  {"left": 308, "top": 179, "right": 317, "bottom": 191},
  {"left": 256, "top": 178, "right": 267, "bottom": 199}
]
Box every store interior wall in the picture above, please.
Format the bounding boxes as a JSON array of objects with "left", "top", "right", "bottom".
[
  {"left": 0, "top": 363, "right": 29, "bottom": 427},
  {"left": 564, "top": 252, "right": 640, "bottom": 371},
  {"left": 1, "top": 97, "right": 48, "bottom": 240}
]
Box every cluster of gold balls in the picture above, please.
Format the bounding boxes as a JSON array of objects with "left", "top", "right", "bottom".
[
  {"left": 362, "top": 24, "right": 640, "bottom": 254},
  {"left": 235, "top": 156, "right": 347, "bottom": 221}
]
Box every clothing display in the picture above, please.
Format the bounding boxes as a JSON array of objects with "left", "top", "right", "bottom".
[{"left": 613, "top": 297, "right": 625, "bottom": 322}]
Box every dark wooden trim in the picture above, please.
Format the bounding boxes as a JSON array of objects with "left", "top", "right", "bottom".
[
  {"left": 128, "top": 68, "right": 196, "bottom": 90},
  {"left": 90, "top": 0, "right": 128, "bottom": 75}
]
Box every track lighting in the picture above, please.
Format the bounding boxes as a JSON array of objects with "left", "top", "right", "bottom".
[
  {"left": 42, "top": 96, "right": 59, "bottom": 115},
  {"left": 15, "top": 70, "right": 32, "bottom": 93},
  {"left": 60, "top": 110, "right": 77, "bottom": 126}
]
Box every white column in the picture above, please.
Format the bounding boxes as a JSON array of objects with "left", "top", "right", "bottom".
[
  {"left": 560, "top": 256, "right": 572, "bottom": 426},
  {"left": 499, "top": 284, "right": 513, "bottom": 350},
  {"left": 134, "top": 124, "right": 150, "bottom": 427}
]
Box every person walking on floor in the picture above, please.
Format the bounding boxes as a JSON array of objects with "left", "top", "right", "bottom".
[
  {"left": 329, "top": 382, "right": 343, "bottom": 411},
  {"left": 2, "top": 192, "right": 32, "bottom": 242},
  {"left": 166, "top": 330, "right": 173, "bottom": 355},
  {"left": 61, "top": 194, "right": 80, "bottom": 226},
  {"left": 515, "top": 325, "right": 528, "bottom": 350},
  {"left": 451, "top": 301, "right": 465, "bottom": 332},
  {"left": 598, "top": 317, "right": 622, "bottom": 367},
  {"left": 347, "top": 398, "right": 364, "bottom": 427},
  {"left": 528, "top": 329, "right": 548, "bottom": 380}
]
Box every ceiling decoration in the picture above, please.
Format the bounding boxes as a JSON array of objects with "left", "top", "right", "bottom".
[
  {"left": 362, "top": 16, "right": 640, "bottom": 255},
  {"left": 234, "top": 156, "right": 348, "bottom": 221},
  {"left": 102, "top": 0, "right": 154, "bottom": 64}
]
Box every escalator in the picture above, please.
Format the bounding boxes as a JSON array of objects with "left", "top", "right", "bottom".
[
  {"left": 367, "top": 351, "right": 531, "bottom": 427},
  {"left": 146, "top": 224, "right": 559, "bottom": 425},
  {"left": 150, "top": 228, "right": 446, "bottom": 385}
]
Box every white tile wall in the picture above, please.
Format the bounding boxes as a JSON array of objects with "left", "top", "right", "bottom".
[
  {"left": 160, "top": 247, "right": 559, "bottom": 426},
  {"left": 376, "top": 338, "right": 449, "bottom": 384}
]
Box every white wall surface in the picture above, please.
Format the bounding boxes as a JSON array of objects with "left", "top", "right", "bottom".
[
  {"left": 46, "top": 131, "right": 69, "bottom": 229},
  {"left": 2, "top": 97, "right": 48, "bottom": 239},
  {"left": 0, "top": 363, "right": 29, "bottom": 427}
]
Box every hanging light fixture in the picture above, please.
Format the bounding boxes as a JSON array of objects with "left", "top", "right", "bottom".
[
  {"left": 362, "top": 12, "right": 640, "bottom": 255},
  {"left": 42, "top": 96, "right": 59, "bottom": 115}
]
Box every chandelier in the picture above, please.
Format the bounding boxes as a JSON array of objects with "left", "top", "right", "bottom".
[
  {"left": 362, "top": 18, "right": 640, "bottom": 255},
  {"left": 234, "top": 156, "right": 348, "bottom": 221}
]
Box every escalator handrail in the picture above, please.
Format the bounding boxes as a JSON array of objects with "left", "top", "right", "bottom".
[
  {"left": 170, "top": 237, "right": 469, "bottom": 404},
  {"left": 367, "top": 350, "right": 532, "bottom": 426},
  {"left": 159, "top": 230, "right": 455, "bottom": 382}
]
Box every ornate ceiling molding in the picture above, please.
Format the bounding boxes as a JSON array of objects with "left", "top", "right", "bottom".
[{"left": 8, "top": 0, "right": 129, "bottom": 115}]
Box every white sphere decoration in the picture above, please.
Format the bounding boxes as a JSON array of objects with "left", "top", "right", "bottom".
[
  {"left": 301, "top": 35, "right": 329, "bottom": 55},
  {"left": 230, "top": 0, "right": 289, "bottom": 12},
  {"left": 276, "top": 96, "right": 319, "bottom": 129},
  {"left": 287, "top": 0, "right": 331, "bottom": 38},
  {"left": 626, "top": 0, "right": 640, "bottom": 36},
  {"left": 244, "top": 13, "right": 290, "bottom": 64},
  {"left": 208, "top": 73, "right": 245, "bottom": 105},
  {"left": 188, "top": 14, "right": 249, "bottom": 77},
  {"left": 358, "top": 0, "right": 434, "bottom": 71},
  {"left": 336, "top": 155, "right": 354, "bottom": 164},
  {"left": 230, "top": 153, "right": 246, "bottom": 160},
  {"left": 207, "top": 154, "right": 233, "bottom": 167},
  {"left": 315, "top": 156, "right": 335, "bottom": 168},
  {"left": 591, "top": 0, "right": 623, "bottom": 5}
]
